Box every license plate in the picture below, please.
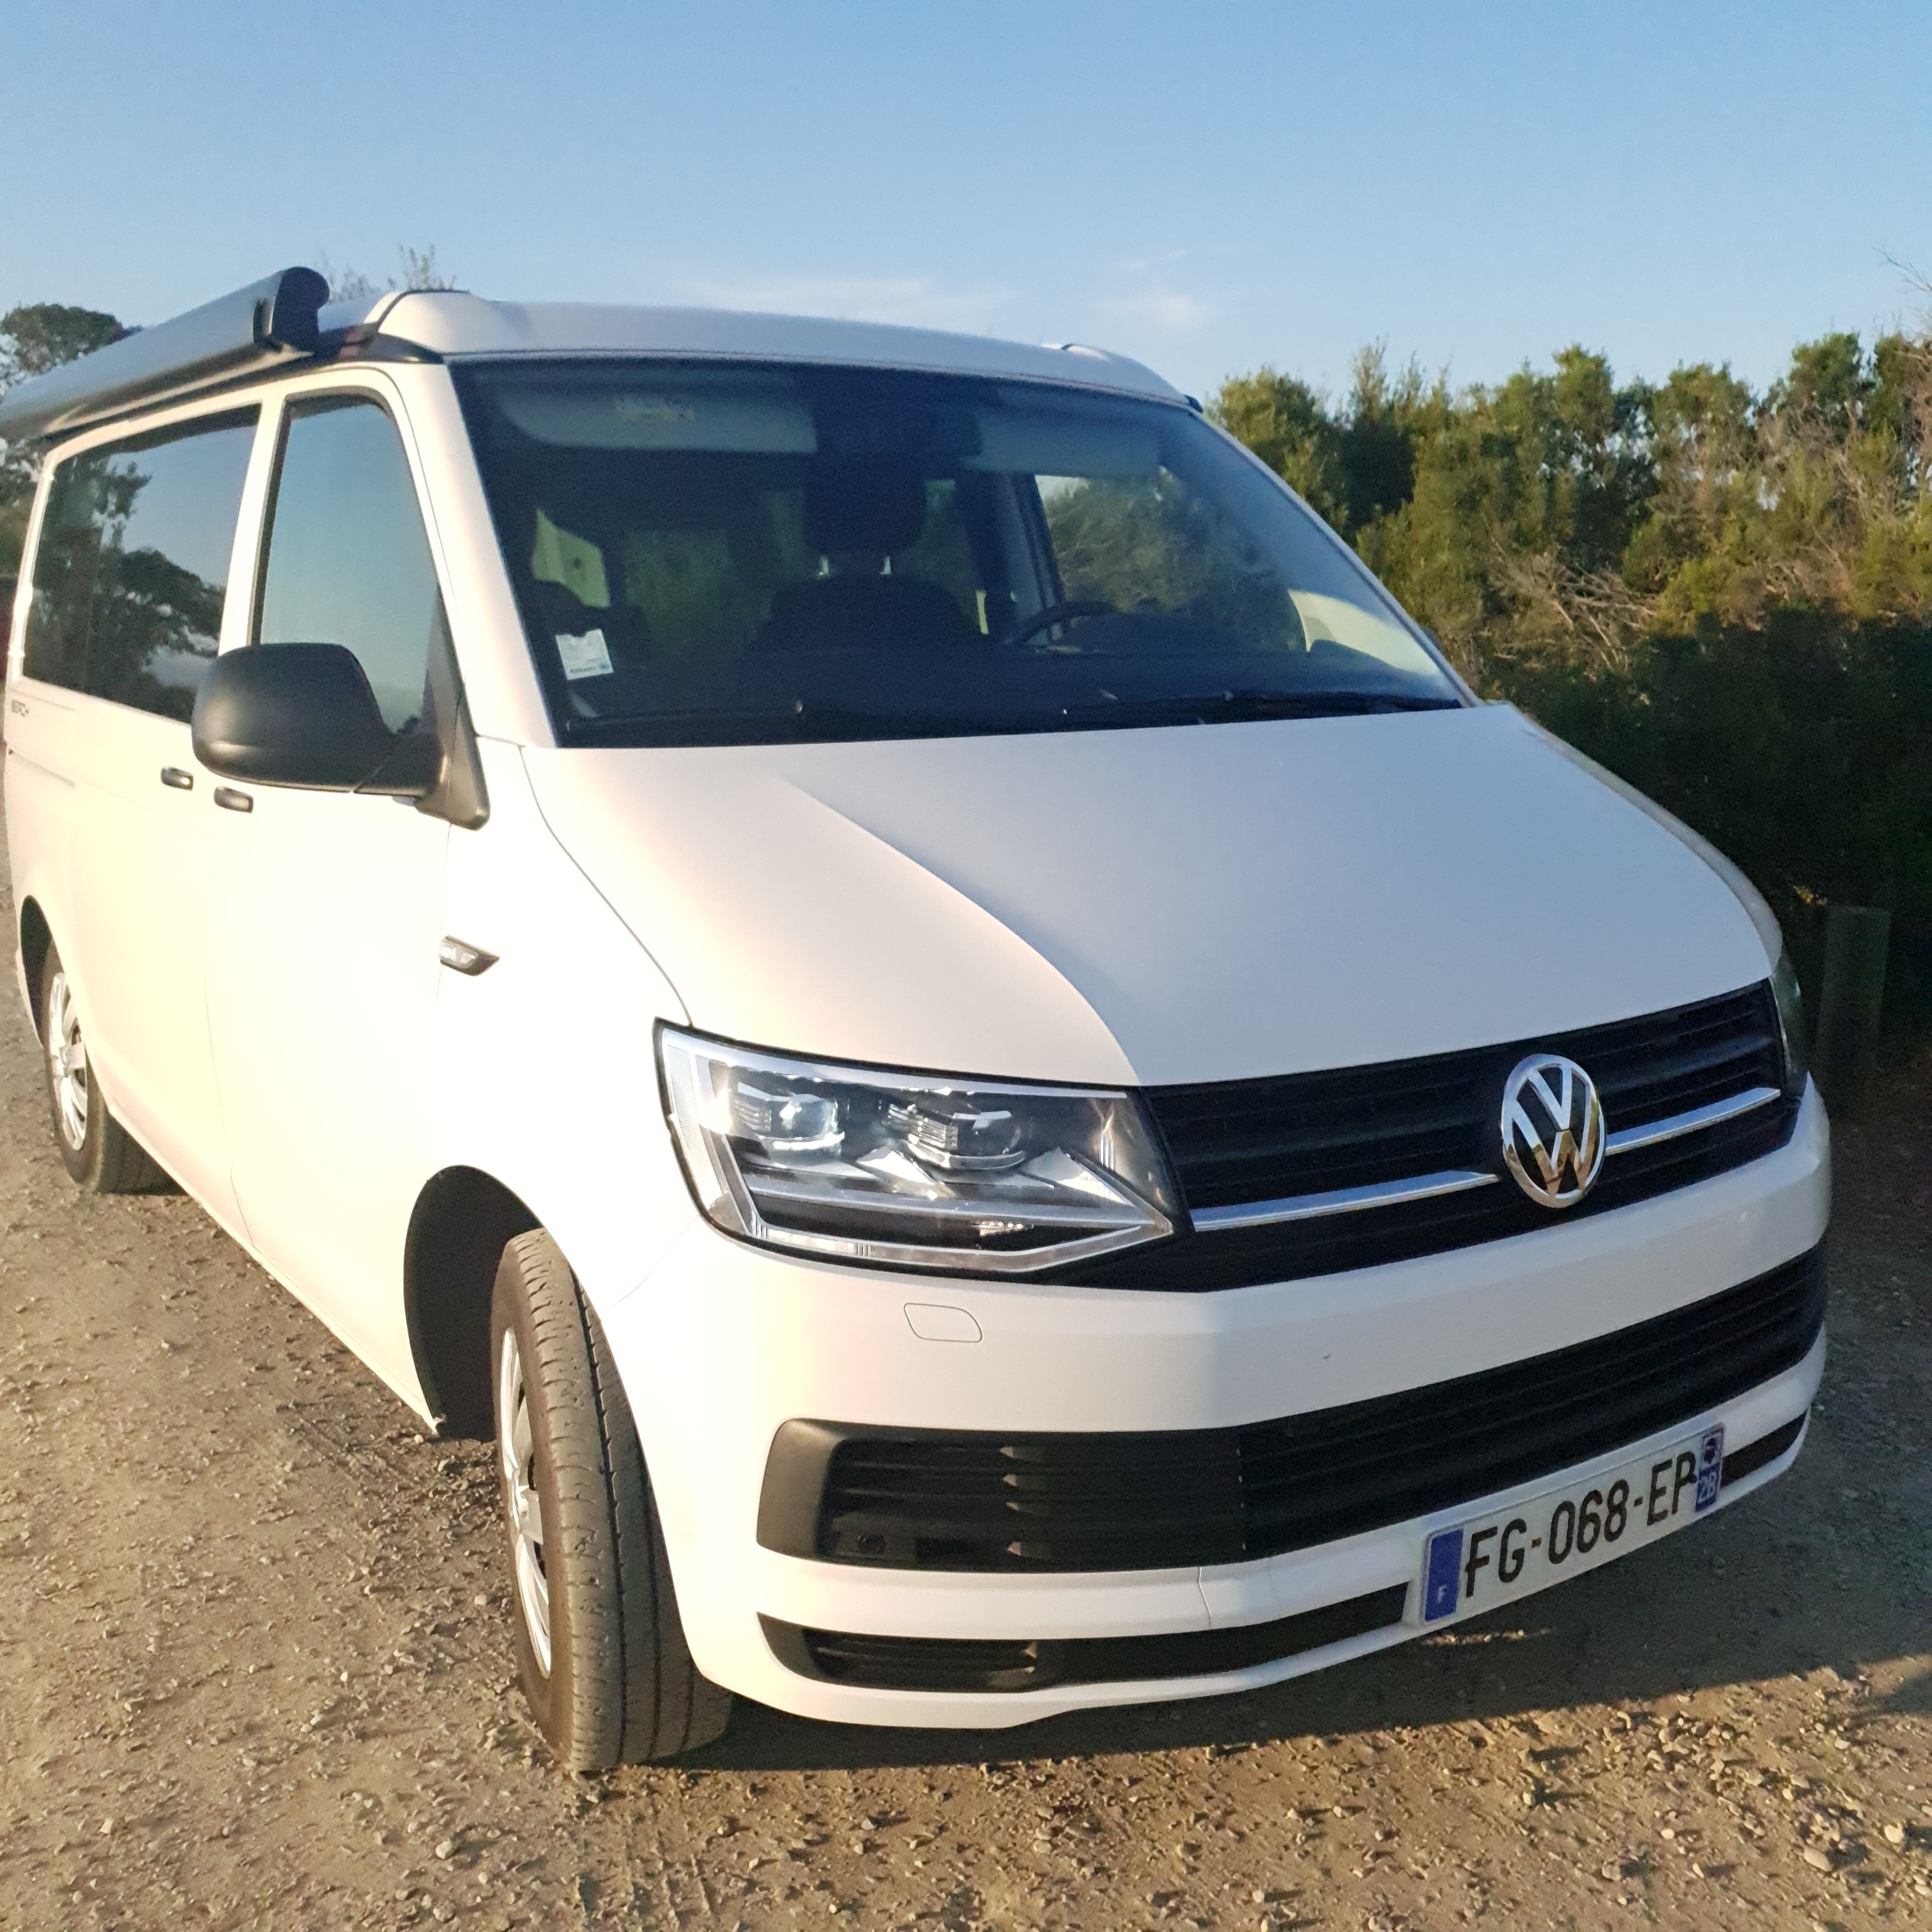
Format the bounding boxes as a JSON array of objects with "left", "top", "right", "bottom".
[{"left": 1418, "top": 1424, "right": 1725, "bottom": 1624}]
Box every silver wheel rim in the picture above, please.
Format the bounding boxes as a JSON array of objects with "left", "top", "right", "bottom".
[
  {"left": 46, "top": 972, "right": 89, "bottom": 1151},
  {"left": 498, "top": 1328, "right": 552, "bottom": 1675}
]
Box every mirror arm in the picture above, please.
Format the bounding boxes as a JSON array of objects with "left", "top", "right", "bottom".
[
  {"left": 408, "top": 609, "right": 491, "bottom": 829},
  {"left": 415, "top": 685, "right": 490, "bottom": 830}
]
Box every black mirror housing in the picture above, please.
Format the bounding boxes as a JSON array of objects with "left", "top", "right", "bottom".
[{"left": 192, "top": 644, "right": 426, "bottom": 793}]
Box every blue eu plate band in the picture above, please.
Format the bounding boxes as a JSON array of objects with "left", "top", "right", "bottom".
[{"left": 1422, "top": 1528, "right": 1464, "bottom": 1622}]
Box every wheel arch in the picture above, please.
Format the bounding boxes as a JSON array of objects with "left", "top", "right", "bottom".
[
  {"left": 404, "top": 1165, "right": 541, "bottom": 1438},
  {"left": 17, "top": 896, "right": 52, "bottom": 1039}
]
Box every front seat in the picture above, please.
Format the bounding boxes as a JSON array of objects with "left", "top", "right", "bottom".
[{"left": 757, "top": 463, "right": 972, "bottom": 652}]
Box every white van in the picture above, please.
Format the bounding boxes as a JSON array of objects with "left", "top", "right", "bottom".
[{"left": 1, "top": 270, "right": 1827, "bottom": 1768}]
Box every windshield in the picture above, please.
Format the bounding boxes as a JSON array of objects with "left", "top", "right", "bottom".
[{"left": 454, "top": 361, "right": 1464, "bottom": 745}]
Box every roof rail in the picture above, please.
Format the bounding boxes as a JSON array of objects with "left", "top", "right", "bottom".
[{"left": 0, "top": 266, "right": 330, "bottom": 444}]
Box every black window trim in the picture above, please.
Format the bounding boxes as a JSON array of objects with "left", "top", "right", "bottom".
[
  {"left": 243, "top": 378, "right": 489, "bottom": 831},
  {"left": 249, "top": 383, "right": 429, "bottom": 654}
]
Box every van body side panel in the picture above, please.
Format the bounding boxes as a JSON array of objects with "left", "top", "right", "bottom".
[
  {"left": 6, "top": 400, "right": 270, "bottom": 1208},
  {"left": 199, "top": 372, "right": 459, "bottom": 1399},
  {"left": 4, "top": 688, "right": 80, "bottom": 1018},
  {"left": 203, "top": 783, "right": 450, "bottom": 1387},
  {"left": 427, "top": 740, "right": 696, "bottom": 1308},
  {"left": 6, "top": 472, "right": 79, "bottom": 1027},
  {"left": 66, "top": 697, "right": 233, "bottom": 1211}
]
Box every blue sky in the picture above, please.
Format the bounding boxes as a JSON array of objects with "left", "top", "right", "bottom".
[{"left": 3, "top": 0, "right": 1926, "bottom": 404}]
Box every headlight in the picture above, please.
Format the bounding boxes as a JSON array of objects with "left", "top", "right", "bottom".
[
  {"left": 658, "top": 1027, "right": 1179, "bottom": 1274},
  {"left": 1772, "top": 948, "right": 1809, "bottom": 1098}
]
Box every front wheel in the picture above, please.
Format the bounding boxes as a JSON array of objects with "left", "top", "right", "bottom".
[
  {"left": 38, "top": 944, "right": 168, "bottom": 1193},
  {"left": 491, "top": 1229, "right": 731, "bottom": 1768}
]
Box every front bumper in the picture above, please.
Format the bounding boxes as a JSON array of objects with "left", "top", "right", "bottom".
[{"left": 599, "top": 1080, "right": 1828, "bottom": 1728}]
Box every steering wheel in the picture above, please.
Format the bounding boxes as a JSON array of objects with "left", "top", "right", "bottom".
[{"left": 1001, "top": 599, "right": 1117, "bottom": 648}]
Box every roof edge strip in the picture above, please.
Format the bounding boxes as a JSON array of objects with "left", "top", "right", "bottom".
[
  {"left": 376, "top": 295, "right": 1185, "bottom": 404},
  {"left": 0, "top": 266, "right": 331, "bottom": 444}
]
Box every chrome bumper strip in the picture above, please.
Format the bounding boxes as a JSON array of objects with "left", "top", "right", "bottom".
[{"left": 1191, "top": 1085, "right": 1784, "bottom": 1234}]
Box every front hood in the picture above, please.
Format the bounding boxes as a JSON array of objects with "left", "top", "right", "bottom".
[{"left": 521, "top": 706, "right": 1769, "bottom": 1088}]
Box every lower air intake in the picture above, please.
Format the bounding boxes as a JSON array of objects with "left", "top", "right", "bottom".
[
  {"left": 762, "top": 1584, "right": 1411, "bottom": 1694},
  {"left": 758, "top": 1245, "right": 1825, "bottom": 1574}
]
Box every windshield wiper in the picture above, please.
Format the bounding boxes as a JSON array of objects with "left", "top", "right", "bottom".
[
  {"left": 559, "top": 688, "right": 1462, "bottom": 746},
  {"left": 562, "top": 704, "right": 1028, "bottom": 746},
  {"left": 1050, "top": 689, "right": 1463, "bottom": 727}
]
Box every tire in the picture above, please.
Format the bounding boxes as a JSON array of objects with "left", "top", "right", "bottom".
[
  {"left": 38, "top": 944, "right": 169, "bottom": 1193},
  {"left": 490, "top": 1229, "right": 731, "bottom": 1768}
]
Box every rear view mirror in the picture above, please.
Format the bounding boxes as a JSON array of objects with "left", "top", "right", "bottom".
[{"left": 192, "top": 643, "right": 436, "bottom": 793}]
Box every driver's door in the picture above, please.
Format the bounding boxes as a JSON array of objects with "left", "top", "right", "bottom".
[{"left": 203, "top": 386, "right": 450, "bottom": 1382}]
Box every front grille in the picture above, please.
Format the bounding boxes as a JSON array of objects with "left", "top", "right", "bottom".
[
  {"left": 758, "top": 1245, "right": 1824, "bottom": 1574},
  {"left": 1048, "top": 982, "right": 1793, "bottom": 1291},
  {"left": 761, "top": 1584, "right": 1411, "bottom": 1694},
  {"left": 759, "top": 1413, "right": 1807, "bottom": 1695}
]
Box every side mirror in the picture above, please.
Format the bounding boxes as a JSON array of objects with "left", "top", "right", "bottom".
[{"left": 192, "top": 643, "right": 436, "bottom": 793}]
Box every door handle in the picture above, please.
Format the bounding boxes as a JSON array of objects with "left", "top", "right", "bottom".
[
  {"left": 213, "top": 786, "right": 254, "bottom": 814},
  {"left": 160, "top": 766, "right": 194, "bottom": 790}
]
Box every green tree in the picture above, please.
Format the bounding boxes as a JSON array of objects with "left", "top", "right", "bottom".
[
  {"left": 1, "top": 302, "right": 131, "bottom": 579},
  {"left": 1208, "top": 365, "right": 1345, "bottom": 525},
  {"left": 1, "top": 302, "right": 127, "bottom": 382},
  {"left": 318, "top": 243, "right": 458, "bottom": 302},
  {"left": 1213, "top": 322, "right": 1932, "bottom": 970}
]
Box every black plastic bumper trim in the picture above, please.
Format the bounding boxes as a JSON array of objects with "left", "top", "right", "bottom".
[
  {"left": 1720, "top": 1411, "right": 1806, "bottom": 1487},
  {"left": 761, "top": 1583, "right": 1411, "bottom": 1696}
]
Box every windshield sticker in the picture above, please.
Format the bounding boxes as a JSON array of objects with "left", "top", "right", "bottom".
[
  {"left": 555, "top": 629, "right": 615, "bottom": 680},
  {"left": 532, "top": 509, "right": 611, "bottom": 608}
]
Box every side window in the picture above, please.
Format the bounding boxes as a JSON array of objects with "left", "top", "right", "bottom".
[
  {"left": 22, "top": 409, "right": 257, "bottom": 716},
  {"left": 256, "top": 396, "right": 443, "bottom": 734}
]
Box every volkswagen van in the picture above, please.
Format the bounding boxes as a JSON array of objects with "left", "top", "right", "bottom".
[{"left": 0, "top": 270, "right": 1828, "bottom": 1767}]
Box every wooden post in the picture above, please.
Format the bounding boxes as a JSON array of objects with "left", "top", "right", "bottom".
[{"left": 1811, "top": 904, "right": 1891, "bottom": 1113}]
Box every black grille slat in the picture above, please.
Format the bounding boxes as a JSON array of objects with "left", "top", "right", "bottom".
[
  {"left": 1135, "top": 981, "right": 1782, "bottom": 1218},
  {"left": 1151, "top": 1070, "right": 1491, "bottom": 1206},
  {"left": 1053, "top": 1097, "right": 1794, "bottom": 1293},
  {"left": 1597, "top": 1027, "right": 1781, "bottom": 1129},
  {"left": 1593, "top": 1025, "right": 1777, "bottom": 1091},
  {"left": 1234, "top": 1255, "right": 1812, "bottom": 1486},
  {"left": 796, "top": 1246, "right": 1823, "bottom": 1573},
  {"left": 1239, "top": 1295, "right": 1811, "bottom": 1542}
]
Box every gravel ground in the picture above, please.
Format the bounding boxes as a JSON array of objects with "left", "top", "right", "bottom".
[{"left": 0, "top": 862, "right": 1925, "bottom": 1929}]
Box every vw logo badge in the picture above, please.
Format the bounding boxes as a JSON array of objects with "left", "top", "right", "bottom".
[{"left": 1500, "top": 1054, "right": 1606, "bottom": 1209}]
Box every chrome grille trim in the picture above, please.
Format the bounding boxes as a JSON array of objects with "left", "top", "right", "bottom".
[
  {"left": 1189, "top": 1168, "right": 1498, "bottom": 1234},
  {"left": 1602, "top": 1084, "right": 1782, "bottom": 1156},
  {"left": 1065, "top": 984, "right": 1790, "bottom": 1290},
  {"left": 1191, "top": 1086, "right": 1784, "bottom": 1234}
]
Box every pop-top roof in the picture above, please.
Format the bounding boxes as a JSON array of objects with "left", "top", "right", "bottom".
[
  {"left": 367, "top": 291, "right": 1183, "bottom": 402},
  {"left": 0, "top": 268, "right": 1183, "bottom": 443}
]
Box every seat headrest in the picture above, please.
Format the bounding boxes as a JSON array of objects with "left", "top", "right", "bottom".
[{"left": 804, "top": 461, "right": 926, "bottom": 557}]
